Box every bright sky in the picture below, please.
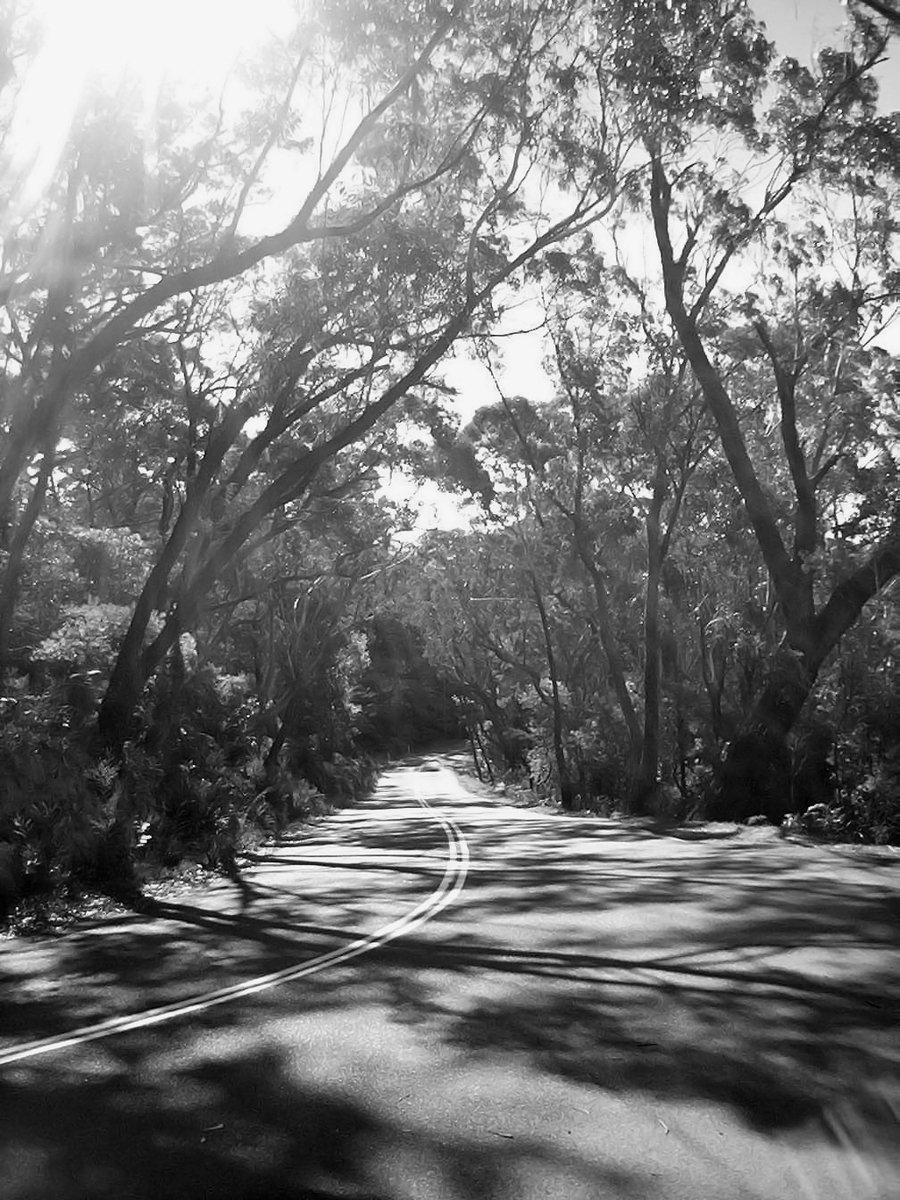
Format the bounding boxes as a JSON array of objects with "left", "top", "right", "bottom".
[
  {"left": 7, "top": 0, "right": 895, "bottom": 224},
  {"left": 7, "top": 0, "right": 895, "bottom": 257},
  {"left": 3, "top": 0, "right": 294, "bottom": 229},
  {"left": 16, "top": 0, "right": 293, "bottom": 89},
  {"left": 756, "top": 0, "right": 851, "bottom": 58}
]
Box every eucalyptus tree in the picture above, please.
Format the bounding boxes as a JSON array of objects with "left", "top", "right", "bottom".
[
  {"left": 360, "top": 0, "right": 899, "bottom": 817},
  {"left": 533, "top": 0, "right": 900, "bottom": 816},
  {"left": 457, "top": 275, "right": 712, "bottom": 809},
  {"left": 0, "top": 0, "right": 640, "bottom": 737},
  {"left": 539, "top": 269, "right": 716, "bottom": 808},
  {"left": 640, "top": 8, "right": 900, "bottom": 816}
]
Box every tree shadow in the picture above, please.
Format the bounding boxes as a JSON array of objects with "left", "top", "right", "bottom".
[
  {"left": 3, "top": 770, "right": 900, "bottom": 1192},
  {"left": 379, "top": 941, "right": 898, "bottom": 1135},
  {"left": 0, "top": 1043, "right": 643, "bottom": 1200}
]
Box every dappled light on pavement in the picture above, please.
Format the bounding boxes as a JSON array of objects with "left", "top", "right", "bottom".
[{"left": 1, "top": 756, "right": 899, "bottom": 1199}]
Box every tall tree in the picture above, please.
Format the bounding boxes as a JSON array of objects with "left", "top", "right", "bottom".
[
  {"left": 0, "top": 0, "right": 635, "bottom": 735},
  {"left": 458, "top": 289, "right": 710, "bottom": 810},
  {"left": 612, "top": 1, "right": 900, "bottom": 815}
]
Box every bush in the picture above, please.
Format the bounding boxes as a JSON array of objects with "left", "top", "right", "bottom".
[
  {"left": 36, "top": 604, "right": 163, "bottom": 672},
  {"left": 0, "top": 630, "right": 386, "bottom": 922},
  {"left": 796, "top": 803, "right": 847, "bottom": 841},
  {"left": 841, "top": 762, "right": 900, "bottom": 845},
  {"left": 779, "top": 765, "right": 900, "bottom": 846},
  {"left": 0, "top": 716, "right": 123, "bottom": 895}
]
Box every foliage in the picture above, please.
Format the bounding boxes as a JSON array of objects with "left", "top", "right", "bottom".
[
  {"left": 3, "top": 0, "right": 900, "bottom": 924},
  {"left": 0, "top": 610, "right": 389, "bottom": 917},
  {"left": 0, "top": 686, "right": 129, "bottom": 896},
  {"left": 35, "top": 603, "right": 160, "bottom": 670},
  {"left": 355, "top": 615, "right": 462, "bottom": 754}
]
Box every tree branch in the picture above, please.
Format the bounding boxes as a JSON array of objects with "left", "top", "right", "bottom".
[
  {"left": 649, "top": 152, "right": 805, "bottom": 619},
  {"left": 754, "top": 319, "right": 817, "bottom": 560}
]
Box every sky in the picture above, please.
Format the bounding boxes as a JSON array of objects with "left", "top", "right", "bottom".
[
  {"left": 756, "top": 0, "right": 853, "bottom": 59},
  {"left": 755, "top": 0, "right": 899, "bottom": 113}
]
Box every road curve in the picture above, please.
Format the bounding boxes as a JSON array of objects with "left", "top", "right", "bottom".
[
  {"left": 1, "top": 753, "right": 899, "bottom": 1200},
  {"left": 0, "top": 767, "right": 469, "bottom": 1068}
]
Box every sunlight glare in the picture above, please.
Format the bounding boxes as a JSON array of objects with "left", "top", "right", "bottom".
[
  {"left": 5, "top": 0, "right": 294, "bottom": 224},
  {"left": 33, "top": 0, "right": 292, "bottom": 87}
]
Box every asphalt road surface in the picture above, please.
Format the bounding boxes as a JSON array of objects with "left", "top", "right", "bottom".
[{"left": 2, "top": 754, "right": 899, "bottom": 1199}]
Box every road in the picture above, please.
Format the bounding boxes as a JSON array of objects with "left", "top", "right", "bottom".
[{"left": 1, "top": 754, "right": 899, "bottom": 1199}]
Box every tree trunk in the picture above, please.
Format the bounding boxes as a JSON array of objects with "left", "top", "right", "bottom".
[
  {"left": 467, "top": 726, "right": 484, "bottom": 781},
  {"left": 98, "top": 585, "right": 189, "bottom": 748},
  {"left": 473, "top": 724, "right": 495, "bottom": 782},
  {"left": 630, "top": 476, "right": 665, "bottom": 815},
  {"left": 530, "top": 574, "right": 576, "bottom": 809},
  {"left": 264, "top": 719, "right": 288, "bottom": 784},
  {"left": 572, "top": 533, "right": 642, "bottom": 751},
  {"left": 0, "top": 446, "right": 54, "bottom": 675},
  {"left": 718, "top": 548, "right": 900, "bottom": 821},
  {"left": 715, "top": 644, "right": 820, "bottom": 822},
  {"left": 714, "top": 537, "right": 900, "bottom": 822},
  {"left": 97, "top": 414, "right": 245, "bottom": 746}
]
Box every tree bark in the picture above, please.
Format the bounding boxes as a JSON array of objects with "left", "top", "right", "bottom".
[
  {"left": 530, "top": 573, "right": 576, "bottom": 809},
  {"left": 0, "top": 445, "right": 54, "bottom": 676},
  {"left": 649, "top": 156, "right": 813, "bottom": 633},
  {"left": 96, "top": 412, "right": 245, "bottom": 744},
  {"left": 631, "top": 475, "right": 665, "bottom": 815},
  {"left": 572, "top": 531, "right": 642, "bottom": 751}
]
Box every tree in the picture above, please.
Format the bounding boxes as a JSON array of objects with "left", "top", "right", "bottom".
[
  {"left": 454, "top": 273, "right": 711, "bottom": 810},
  {"left": 0, "top": 0, "right": 637, "bottom": 738},
  {"left": 417, "top": 0, "right": 899, "bottom": 817},
  {"left": 619, "top": 3, "right": 900, "bottom": 815}
]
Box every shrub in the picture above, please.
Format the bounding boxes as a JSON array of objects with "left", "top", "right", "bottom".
[
  {"left": 0, "top": 714, "right": 120, "bottom": 893},
  {"left": 841, "top": 762, "right": 900, "bottom": 845},
  {"left": 36, "top": 604, "right": 163, "bottom": 672},
  {"left": 0, "top": 625, "right": 386, "bottom": 920}
]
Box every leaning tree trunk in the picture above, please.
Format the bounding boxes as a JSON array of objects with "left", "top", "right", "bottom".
[{"left": 632, "top": 576, "right": 662, "bottom": 814}]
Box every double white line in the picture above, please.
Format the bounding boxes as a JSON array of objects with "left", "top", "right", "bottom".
[{"left": 0, "top": 787, "right": 469, "bottom": 1068}]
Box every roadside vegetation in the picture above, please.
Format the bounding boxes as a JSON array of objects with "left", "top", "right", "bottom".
[{"left": 1, "top": 0, "right": 899, "bottom": 922}]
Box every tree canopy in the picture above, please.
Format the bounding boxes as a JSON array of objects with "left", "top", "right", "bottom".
[{"left": 1, "top": 0, "right": 899, "bottom": 916}]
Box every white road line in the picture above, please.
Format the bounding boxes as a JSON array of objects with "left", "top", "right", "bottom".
[{"left": 0, "top": 781, "right": 469, "bottom": 1069}]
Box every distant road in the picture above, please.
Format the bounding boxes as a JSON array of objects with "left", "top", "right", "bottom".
[{"left": 2, "top": 754, "right": 899, "bottom": 1199}]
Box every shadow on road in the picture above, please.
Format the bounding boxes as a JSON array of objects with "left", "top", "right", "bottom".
[
  {"left": 2, "top": 768, "right": 899, "bottom": 1197},
  {"left": 0, "top": 1042, "right": 640, "bottom": 1200}
]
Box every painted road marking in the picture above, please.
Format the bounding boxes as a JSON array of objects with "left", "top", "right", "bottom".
[{"left": 0, "top": 778, "right": 469, "bottom": 1068}]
